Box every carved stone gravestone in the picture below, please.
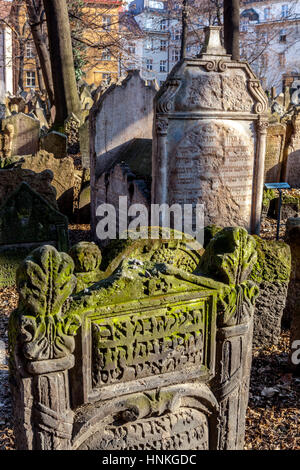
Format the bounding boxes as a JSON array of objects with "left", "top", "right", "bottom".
[
  {"left": 152, "top": 26, "right": 268, "bottom": 234},
  {"left": 9, "top": 227, "right": 260, "bottom": 450},
  {"left": 1, "top": 113, "right": 39, "bottom": 156},
  {"left": 40, "top": 131, "right": 67, "bottom": 158},
  {"left": 283, "top": 113, "right": 300, "bottom": 188},
  {"left": 90, "top": 70, "right": 158, "bottom": 236},
  {"left": 264, "top": 123, "right": 286, "bottom": 183},
  {"left": 0, "top": 182, "right": 68, "bottom": 286}
]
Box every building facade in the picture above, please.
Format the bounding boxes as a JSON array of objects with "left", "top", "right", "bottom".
[{"left": 240, "top": 0, "right": 300, "bottom": 90}]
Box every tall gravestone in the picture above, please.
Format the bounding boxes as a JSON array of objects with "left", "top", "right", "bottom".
[
  {"left": 1, "top": 113, "right": 39, "bottom": 156},
  {"left": 264, "top": 123, "right": 286, "bottom": 183},
  {"left": 90, "top": 70, "right": 158, "bottom": 237},
  {"left": 152, "top": 27, "right": 268, "bottom": 234}
]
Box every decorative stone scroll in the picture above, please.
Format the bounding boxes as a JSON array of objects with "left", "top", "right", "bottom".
[
  {"left": 152, "top": 26, "right": 268, "bottom": 234},
  {"left": 9, "top": 227, "right": 260, "bottom": 450}
]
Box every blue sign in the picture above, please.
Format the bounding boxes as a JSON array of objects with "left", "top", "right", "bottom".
[{"left": 265, "top": 183, "right": 291, "bottom": 190}]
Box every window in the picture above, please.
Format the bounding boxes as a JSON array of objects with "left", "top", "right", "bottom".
[
  {"left": 279, "top": 29, "right": 287, "bottom": 43},
  {"left": 160, "top": 60, "right": 166, "bottom": 72},
  {"left": 128, "top": 43, "right": 136, "bottom": 54},
  {"left": 102, "top": 73, "right": 111, "bottom": 83},
  {"left": 160, "top": 19, "right": 167, "bottom": 31},
  {"left": 241, "top": 19, "right": 249, "bottom": 32},
  {"left": 26, "top": 42, "right": 35, "bottom": 58},
  {"left": 264, "top": 7, "right": 270, "bottom": 20},
  {"left": 279, "top": 52, "right": 286, "bottom": 67},
  {"left": 160, "top": 39, "right": 167, "bottom": 51},
  {"left": 103, "top": 16, "right": 111, "bottom": 31},
  {"left": 171, "top": 49, "right": 179, "bottom": 62},
  {"left": 146, "top": 59, "right": 153, "bottom": 71},
  {"left": 171, "top": 29, "right": 181, "bottom": 40},
  {"left": 101, "top": 50, "right": 111, "bottom": 60},
  {"left": 145, "top": 37, "right": 153, "bottom": 50},
  {"left": 26, "top": 71, "right": 36, "bottom": 87},
  {"left": 282, "top": 5, "right": 289, "bottom": 18}
]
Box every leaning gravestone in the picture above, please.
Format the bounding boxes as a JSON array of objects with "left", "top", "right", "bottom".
[
  {"left": 152, "top": 26, "right": 268, "bottom": 234},
  {"left": 0, "top": 182, "right": 68, "bottom": 286},
  {"left": 9, "top": 227, "right": 259, "bottom": 450},
  {"left": 264, "top": 123, "right": 286, "bottom": 183},
  {"left": 283, "top": 112, "right": 300, "bottom": 188},
  {"left": 1, "top": 113, "right": 39, "bottom": 156}
]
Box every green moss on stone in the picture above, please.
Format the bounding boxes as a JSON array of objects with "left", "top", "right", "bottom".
[{"left": 251, "top": 236, "right": 291, "bottom": 283}]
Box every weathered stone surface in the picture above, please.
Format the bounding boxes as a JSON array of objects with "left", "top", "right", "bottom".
[
  {"left": 17, "top": 151, "right": 75, "bottom": 217},
  {"left": 9, "top": 227, "right": 259, "bottom": 450},
  {"left": 264, "top": 123, "right": 286, "bottom": 183},
  {"left": 40, "top": 131, "right": 67, "bottom": 158},
  {"left": 1, "top": 113, "right": 39, "bottom": 156},
  {"left": 0, "top": 182, "right": 68, "bottom": 287},
  {"left": 90, "top": 71, "right": 158, "bottom": 237},
  {"left": 0, "top": 165, "right": 57, "bottom": 208},
  {"left": 283, "top": 113, "right": 300, "bottom": 188},
  {"left": 79, "top": 118, "right": 89, "bottom": 168},
  {"left": 251, "top": 237, "right": 291, "bottom": 348},
  {"left": 286, "top": 218, "right": 300, "bottom": 373},
  {"left": 152, "top": 26, "right": 268, "bottom": 234},
  {"left": 92, "top": 139, "right": 152, "bottom": 239}
]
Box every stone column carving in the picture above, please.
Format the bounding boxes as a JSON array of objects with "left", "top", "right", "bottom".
[
  {"left": 9, "top": 245, "right": 80, "bottom": 449},
  {"left": 252, "top": 117, "right": 269, "bottom": 234},
  {"left": 153, "top": 117, "right": 169, "bottom": 208}
]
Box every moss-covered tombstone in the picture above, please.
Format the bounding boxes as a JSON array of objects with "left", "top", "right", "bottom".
[
  {"left": 9, "top": 227, "right": 259, "bottom": 450},
  {"left": 0, "top": 182, "right": 69, "bottom": 287}
]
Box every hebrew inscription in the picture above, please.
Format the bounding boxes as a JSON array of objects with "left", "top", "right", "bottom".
[
  {"left": 169, "top": 121, "right": 255, "bottom": 228},
  {"left": 91, "top": 297, "right": 214, "bottom": 387},
  {"left": 78, "top": 408, "right": 209, "bottom": 450}
]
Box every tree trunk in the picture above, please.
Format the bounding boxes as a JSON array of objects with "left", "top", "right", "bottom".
[
  {"left": 224, "top": 0, "right": 240, "bottom": 61},
  {"left": 25, "top": 0, "right": 55, "bottom": 107},
  {"left": 42, "top": 0, "right": 80, "bottom": 127}
]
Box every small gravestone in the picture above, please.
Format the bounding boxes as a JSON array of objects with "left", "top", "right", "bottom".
[
  {"left": 264, "top": 123, "right": 286, "bottom": 183},
  {"left": 0, "top": 182, "right": 68, "bottom": 286},
  {"left": 40, "top": 131, "right": 67, "bottom": 158},
  {"left": 79, "top": 119, "right": 90, "bottom": 168},
  {"left": 1, "top": 113, "right": 39, "bottom": 156},
  {"left": 34, "top": 108, "right": 49, "bottom": 129},
  {"left": 152, "top": 26, "right": 268, "bottom": 234},
  {"left": 284, "top": 113, "right": 300, "bottom": 188}
]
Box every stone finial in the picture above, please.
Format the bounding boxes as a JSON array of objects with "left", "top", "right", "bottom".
[{"left": 201, "top": 26, "right": 226, "bottom": 56}]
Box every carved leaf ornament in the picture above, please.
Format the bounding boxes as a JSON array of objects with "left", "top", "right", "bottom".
[{"left": 16, "top": 245, "right": 79, "bottom": 360}]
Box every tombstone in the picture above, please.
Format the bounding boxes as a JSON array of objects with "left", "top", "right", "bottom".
[
  {"left": 90, "top": 70, "right": 158, "bottom": 236},
  {"left": 34, "top": 108, "right": 49, "bottom": 129},
  {"left": 283, "top": 112, "right": 300, "bottom": 188},
  {"left": 0, "top": 182, "right": 68, "bottom": 287},
  {"left": 93, "top": 139, "right": 152, "bottom": 239},
  {"left": 251, "top": 237, "right": 291, "bottom": 348},
  {"left": 290, "top": 80, "right": 300, "bottom": 106},
  {"left": 1, "top": 113, "right": 39, "bottom": 156},
  {"left": 79, "top": 118, "right": 90, "bottom": 168},
  {"left": 264, "top": 123, "right": 286, "bottom": 183},
  {"left": 286, "top": 218, "right": 300, "bottom": 374},
  {"left": 64, "top": 112, "right": 81, "bottom": 155},
  {"left": 9, "top": 227, "right": 261, "bottom": 450},
  {"left": 18, "top": 151, "right": 75, "bottom": 217},
  {"left": 0, "top": 124, "right": 14, "bottom": 160},
  {"left": 40, "top": 131, "right": 67, "bottom": 158},
  {"left": 152, "top": 27, "right": 268, "bottom": 234}
]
